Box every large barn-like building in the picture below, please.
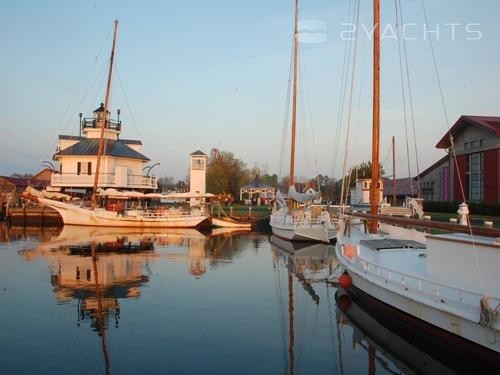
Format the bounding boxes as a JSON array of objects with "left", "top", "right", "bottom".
[{"left": 418, "top": 115, "right": 500, "bottom": 203}]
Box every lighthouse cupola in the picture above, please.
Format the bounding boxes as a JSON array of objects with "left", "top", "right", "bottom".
[{"left": 81, "top": 103, "right": 121, "bottom": 140}]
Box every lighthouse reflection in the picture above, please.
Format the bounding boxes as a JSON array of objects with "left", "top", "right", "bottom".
[{"left": 19, "top": 226, "right": 255, "bottom": 333}]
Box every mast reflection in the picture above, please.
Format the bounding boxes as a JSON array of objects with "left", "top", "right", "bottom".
[{"left": 270, "top": 236, "right": 337, "bottom": 375}]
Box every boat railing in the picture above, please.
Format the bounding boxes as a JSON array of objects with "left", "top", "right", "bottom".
[
  {"left": 128, "top": 175, "right": 158, "bottom": 189},
  {"left": 352, "top": 211, "right": 500, "bottom": 238},
  {"left": 358, "top": 255, "right": 500, "bottom": 310},
  {"left": 289, "top": 209, "right": 335, "bottom": 226},
  {"left": 82, "top": 117, "right": 121, "bottom": 131},
  {"left": 136, "top": 208, "right": 198, "bottom": 219},
  {"left": 51, "top": 173, "right": 157, "bottom": 189}
]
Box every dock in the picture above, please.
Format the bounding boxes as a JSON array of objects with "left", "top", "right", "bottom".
[{"left": 4, "top": 205, "right": 62, "bottom": 227}]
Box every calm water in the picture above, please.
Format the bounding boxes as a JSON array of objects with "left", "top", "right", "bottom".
[{"left": 0, "top": 224, "right": 458, "bottom": 374}]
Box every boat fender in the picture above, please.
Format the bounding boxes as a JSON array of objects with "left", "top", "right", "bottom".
[
  {"left": 339, "top": 273, "right": 352, "bottom": 289},
  {"left": 337, "top": 293, "right": 352, "bottom": 312}
]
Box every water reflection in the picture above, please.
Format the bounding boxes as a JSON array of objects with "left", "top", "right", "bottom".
[
  {"left": 270, "top": 237, "right": 337, "bottom": 375},
  {"left": 335, "top": 290, "right": 459, "bottom": 374},
  {"left": 13, "top": 225, "right": 255, "bottom": 374},
  {"left": 0, "top": 223, "right": 466, "bottom": 373},
  {"left": 0, "top": 224, "right": 62, "bottom": 243}
]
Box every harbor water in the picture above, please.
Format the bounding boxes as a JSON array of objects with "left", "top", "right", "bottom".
[{"left": 0, "top": 223, "right": 462, "bottom": 374}]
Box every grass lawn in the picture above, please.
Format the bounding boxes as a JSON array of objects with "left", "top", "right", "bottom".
[{"left": 211, "top": 204, "right": 272, "bottom": 218}]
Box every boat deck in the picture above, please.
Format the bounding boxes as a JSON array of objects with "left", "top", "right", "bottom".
[{"left": 343, "top": 224, "right": 428, "bottom": 277}]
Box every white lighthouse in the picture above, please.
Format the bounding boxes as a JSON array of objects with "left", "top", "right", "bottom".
[{"left": 189, "top": 150, "right": 207, "bottom": 206}]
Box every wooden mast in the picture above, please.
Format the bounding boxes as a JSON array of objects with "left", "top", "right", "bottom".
[
  {"left": 91, "top": 20, "right": 119, "bottom": 209},
  {"left": 369, "top": 0, "right": 380, "bottom": 233},
  {"left": 289, "top": 0, "right": 299, "bottom": 193}
]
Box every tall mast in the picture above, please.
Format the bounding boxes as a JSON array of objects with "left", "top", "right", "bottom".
[
  {"left": 369, "top": 0, "right": 380, "bottom": 233},
  {"left": 289, "top": 0, "right": 299, "bottom": 189},
  {"left": 91, "top": 20, "right": 119, "bottom": 208}
]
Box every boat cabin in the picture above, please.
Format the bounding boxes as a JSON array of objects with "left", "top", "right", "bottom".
[{"left": 350, "top": 178, "right": 384, "bottom": 206}]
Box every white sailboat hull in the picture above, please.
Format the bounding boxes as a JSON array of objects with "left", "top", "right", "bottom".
[
  {"left": 270, "top": 208, "right": 336, "bottom": 244},
  {"left": 39, "top": 198, "right": 208, "bottom": 228},
  {"left": 335, "top": 224, "right": 500, "bottom": 355}
]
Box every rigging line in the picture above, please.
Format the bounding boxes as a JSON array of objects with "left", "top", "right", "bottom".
[
  {"left": 381, "top": 142, "right": 392, "bottom": 171},
  {"left": 278, "top": 46, "right": 295, "bottom": 183},
  {"left": 340, "top": 0, "right": 361, "bottom": 212},
  {"left": 419, "top": 0, "right": 467, "bottom": 198},
  {"left": 419, "top": 1, "right": 484, "bottom": 295},
  {"left": 397, "top": 0, "right": 421, "bottom": 193},
  {"left": 90, "top": 65, "right": 109, "bottom": 112},
  {"left": 298, "top": 47, "right": 318, "bottom": 184},
  {"left": 113, "top": 65, "right": 164, "bottom": 178},
  {"left": 298, "top": 48, "right": 312, "bottom": 182},
  {"left": 331, "top": 0, "right": 356, "bottom": 179},
  {"left": 32, "top": 52, "right": 109, "bottom": 175},
  {"left": 394, "top": 0, "right": 413, "bottom": 194},
  {"left": 302, "top": 47, "right": 322, "bottom": 184},
  {"left": 32, "top": 23, "right": 114, "bottom": 174}
]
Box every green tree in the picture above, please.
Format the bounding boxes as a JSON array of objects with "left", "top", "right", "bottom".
[
  {"left": 206, "top": 148, "right": 249, "bottom": 199},
  {"left": 260, "top": 174, "right": 278, "bottom": 188}
]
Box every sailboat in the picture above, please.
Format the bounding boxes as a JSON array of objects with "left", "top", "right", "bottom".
[
  {"left": 25, "top": 21, "right": 209, "bottom": 228},
  {"left": 270, "top": 0, "right": 337, "bottom": 244},
  {"left": 335, "top": 0, "right": 500, "bottom": 366}
]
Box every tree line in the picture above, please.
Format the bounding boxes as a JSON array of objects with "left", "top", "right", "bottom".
[
  {"left": 10, "top": 149, "right": 381, "bottom": 204},
  {"left": 159, "top": 148, "right": 382, "bottom": 204}
]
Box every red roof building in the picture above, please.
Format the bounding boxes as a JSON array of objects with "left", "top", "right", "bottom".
[{"left": 419, "top": 115, "right": 500, "bottom": 203}]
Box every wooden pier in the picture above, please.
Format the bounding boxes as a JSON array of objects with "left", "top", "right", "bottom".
[{"left": 4, "top": 205, "right": 62, "bottom": 227}]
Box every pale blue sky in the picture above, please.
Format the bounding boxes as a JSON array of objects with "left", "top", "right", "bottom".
[{"left": 1, "top": 0, "right": 499, "bottom": 181}]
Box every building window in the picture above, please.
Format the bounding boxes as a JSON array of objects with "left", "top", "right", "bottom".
[
  {"left": 467, "top": 152, "right": 483, "bottom": 201},
  {"left": 77, "top": 162, "right": 92, "bottom": 175},
  {"left": 192, "top": 158, "right": 204, "bottom": 170}
]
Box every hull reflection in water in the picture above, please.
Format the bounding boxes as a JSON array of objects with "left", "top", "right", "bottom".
[
  {"left": 335, "top": 289, "right": 498, "bottom": 374},
  {"left": 17, "top": 225, "right": 252, "bottom": 374}
]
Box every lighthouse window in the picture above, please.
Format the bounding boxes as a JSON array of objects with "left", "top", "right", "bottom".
[
  {"left": 77, "top": 162, "right": 92, "bottom": 175},
  {"left": 192, "top": 159, "right": 204, "bottom": 170}
]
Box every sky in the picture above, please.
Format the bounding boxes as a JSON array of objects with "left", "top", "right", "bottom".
[{"left": 1, "top": 0, "right": 499, "bottom": 181}]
